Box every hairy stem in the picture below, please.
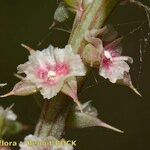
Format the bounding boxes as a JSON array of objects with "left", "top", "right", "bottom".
[{"left": 34, "top": 0, "right": 120, "bottom": 139}]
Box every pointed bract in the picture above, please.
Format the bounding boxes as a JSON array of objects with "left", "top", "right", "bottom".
[
  {"left": 0, "top": 81, "right": 37, "bottom": 98},
  {"left": 67, "top": 102, "right": 123, "bottom": 133},
  {"left": 21, "top": 44, "right": 35, "bottom": 54},
  {"left": 61, "top": 77, "right": 82, "bottom": 111},
  {"left": 117, "top": 72, "right": 141, "bottom": 96}
]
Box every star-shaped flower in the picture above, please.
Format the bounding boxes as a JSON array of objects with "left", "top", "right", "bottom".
[
  {"left": 99, "top": 38, "right": 133, "bottom": 83},
  {"left": 1, "top": 44, "right": 86, "bottom": 106}
]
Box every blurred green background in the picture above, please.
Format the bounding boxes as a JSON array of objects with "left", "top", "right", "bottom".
[{"left": 0, "top": 0, "right": 150, "bottom": 150}]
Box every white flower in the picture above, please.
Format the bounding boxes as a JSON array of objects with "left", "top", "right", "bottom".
[
  {"left": 0, "top": 105, "right": 17, "bottom": 121},
  {"left": 17, "top": 45, "right": 86, "bottom": 99},
  {"left": 99, "top": 38, "right": 133, "bottom": 83},
  {"left": 19, "top": 135, "right": 74, "bottom": 150}
]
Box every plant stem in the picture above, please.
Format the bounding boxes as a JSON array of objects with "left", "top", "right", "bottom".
[
  {"left": 34, "top": 0, "right": 121, "bottom": 139},
  {"left": 69, "top": 0, "right": 120, "bottom": 53}
]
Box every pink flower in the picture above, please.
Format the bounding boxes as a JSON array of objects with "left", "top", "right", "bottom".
[
  {"left": 17, "top": 45, "right": 86, "bottom": 99},
  {"left": 99, "top": 38, "right": 133, "bottom": 83}
]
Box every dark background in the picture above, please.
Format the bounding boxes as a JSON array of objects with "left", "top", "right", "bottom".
[{"left": 0, "top": 0, "right": 150, "bottom": 150}]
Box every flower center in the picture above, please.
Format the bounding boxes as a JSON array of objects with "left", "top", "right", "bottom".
[
  {"left": 47, "top": 70, "right": 56, "bottom": 79},
  {"left": 36, "top": 63, "right": 70, "bottom": 85},
  {"left": 102, "top": 51, "right": 113, "bottom": 69}
]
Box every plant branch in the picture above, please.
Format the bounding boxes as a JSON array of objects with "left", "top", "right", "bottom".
[{"left": 34, "top": 0, "right": 121, "bottom": 139}]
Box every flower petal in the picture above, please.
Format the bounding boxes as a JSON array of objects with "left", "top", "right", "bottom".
[
  {"left": 39, "top": 80, "right": 64, "bottom": 99},
  {"left": 100, "top": 60, "right": 130, "bottom": 83}
]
